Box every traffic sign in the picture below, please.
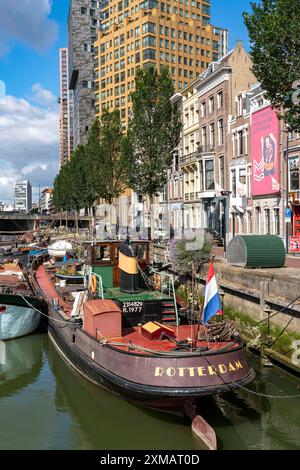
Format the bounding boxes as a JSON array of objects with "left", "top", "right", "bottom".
[{"left": 285, "top": 207, "right": 292, "bottom": 223}]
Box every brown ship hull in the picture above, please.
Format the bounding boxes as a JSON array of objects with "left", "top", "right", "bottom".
[{"left": 47, "top": 304, "right": 254, "bottom": 412}]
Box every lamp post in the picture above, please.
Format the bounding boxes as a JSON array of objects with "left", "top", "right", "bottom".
[
  {"left": 285, "top": 129, "right": 290, "bottom": 254},
  {"left": 221, "top": 190, "right": 231, "bottom": 259}
]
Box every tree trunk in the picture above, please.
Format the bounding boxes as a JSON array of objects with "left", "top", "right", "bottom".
[
  {"left": 149, "top": 194, "right": 154, "bottom": 241},
  {"left": 66, "top": 211, "right": 68, "bottom": 230},
  {"left": 75, "top": 209, "right": 78, "bottom": 234},
  {"left": 88, "top": 207, "right": 92, "bottom": 235}
]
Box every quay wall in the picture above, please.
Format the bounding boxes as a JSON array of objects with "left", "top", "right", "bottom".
[{"left": 150, "top": 243, "right": 300, "bottom": 334}]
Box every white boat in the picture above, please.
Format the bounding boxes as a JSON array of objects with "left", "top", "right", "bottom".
[
  {"left": 0, "top": 304, "right": 41, "bottom": 341},
  {"left": 47, "top": 240, "right": 73, "bottom": 259}
]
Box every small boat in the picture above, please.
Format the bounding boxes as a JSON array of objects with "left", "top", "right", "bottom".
[
  {"left": 0, "top": 304, "right": 41, "bottom": 340},
  {"left": 0, "top": 261, "right": 43, "bottom": 340},
  {"left": 31, "top": 240, "right": 255, "bottom": 420},
  {"left": 48, "top": 241, "right": 72, "bottom": 259}
]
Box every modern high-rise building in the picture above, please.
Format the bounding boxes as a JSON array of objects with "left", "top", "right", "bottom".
[
  {"left": 94, "top": 0, "right": 228, "bottom": 128},
  {"left": 14, "top": 180, "right": 32, "bottom": 213},
  {"left": 68, "top": 0, "right": 100, "bottom": 147},
  {"left": 59, "top": 48, "right": 74, "bottom": 166}
]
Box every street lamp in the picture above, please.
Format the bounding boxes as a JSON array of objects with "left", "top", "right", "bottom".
[
  {"left": 220, "top": 190, "right": 232, "bottom": 259},
  {"left": 167, "top": 167, "right": 184, "bottom": 239},
  {"left": 285, "top": 128, "right": 290, "bottom": 254}
]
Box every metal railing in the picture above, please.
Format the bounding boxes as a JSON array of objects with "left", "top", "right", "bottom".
[{"left": 152, "top": 270, "right": 179, "bottom": 327}]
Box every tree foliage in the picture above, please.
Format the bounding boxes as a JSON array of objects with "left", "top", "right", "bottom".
[
  {"left": 86, "top": 110, "right": 129, "bottom": 204},
  {"left": 125, "top": 65, "right": 182, "bottom": 199},
  {"left": 244, "top": 0, "right": 300, "bottom": 131},
  {"left": 169, "top": 238, "right": 212, "bottom": 276},
  {"left": 53, "top": 110, "right": 130, "bottom": 212}
]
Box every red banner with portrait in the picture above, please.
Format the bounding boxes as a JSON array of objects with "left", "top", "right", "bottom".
[{"left": 252, "top": 106, "right": 280, "bottom": 196}]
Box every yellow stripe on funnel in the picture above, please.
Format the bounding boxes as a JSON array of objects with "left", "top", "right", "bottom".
[{"left": 119, "top": 251, "right": 138, "bottom": 275}]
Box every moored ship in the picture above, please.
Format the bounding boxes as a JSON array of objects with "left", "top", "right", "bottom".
[{"left": 30, "top": 240, "right": 255, "bottom": 418}]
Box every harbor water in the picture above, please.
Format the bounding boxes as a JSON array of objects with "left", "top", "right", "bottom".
[{"left": 0, "top": 333, "right": 300, "bottom": 450}]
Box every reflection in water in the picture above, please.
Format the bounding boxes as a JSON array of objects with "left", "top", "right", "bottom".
[
  {"left": 0, "top": 335, "right": 299, "bottom": 450},
  {"left": 0, "top": 334, "right": 43, "bottom": 398}
]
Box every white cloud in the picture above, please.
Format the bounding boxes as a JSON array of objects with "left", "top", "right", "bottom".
[
  {"left": 0, "top": 90, "right": 59, "bottom": 204},
  {"left": 0, "top": 0, "right": 58, "bottom": 57},
  {"left": 31, "top": 83, "right": 58, "bottom": 110}
]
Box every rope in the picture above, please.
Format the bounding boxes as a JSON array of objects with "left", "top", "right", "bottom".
[
  {"left": 201, "top": 353, "right": 300, "bottom": 400},
  {"left": 18, "top": 293, "right": 72, "bottom": 326},
  {"left": 17, "top": 272, "right": 300, "bottom": 400}
]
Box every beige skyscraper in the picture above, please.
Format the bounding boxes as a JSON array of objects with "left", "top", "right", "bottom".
[{"left": 94, "top": 0, "right": 228, "bottom": 128}]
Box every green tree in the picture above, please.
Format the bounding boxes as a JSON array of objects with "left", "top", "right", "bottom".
[
  {"left": 244, "top": 0, "right": 300, "bottom": 131},
  {"left": 86, "top": 111, "right": 129, "bottom": 205},
  {"left": 125, "top": 65, "right": 182, "bottom": 200},
  {"left": 169, "top": 238, "right": 212, "bottom": 276}
]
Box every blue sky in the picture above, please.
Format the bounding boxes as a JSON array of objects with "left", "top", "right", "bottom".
[
  {"left": 0, "top": 0, "right": 252, "bottom": 204},
  {"left": 1, "top": 0, "right": 252, "bottom": 100}
]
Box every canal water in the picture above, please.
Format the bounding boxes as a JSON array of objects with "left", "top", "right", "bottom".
[{"left": 0, "top": 333, "right": 300, "bottom": 450}]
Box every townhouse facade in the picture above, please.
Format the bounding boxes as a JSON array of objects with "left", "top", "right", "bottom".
[{"left": 167, "top": 41, "right": 256, "bottom": 241}]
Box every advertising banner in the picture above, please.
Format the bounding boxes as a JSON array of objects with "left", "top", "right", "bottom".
[
  {"left": 290, "top": 236, "right": 300, "bottom": 254},
  {"left": 252, "top": 106, "right": 280, "bottom": 196}
]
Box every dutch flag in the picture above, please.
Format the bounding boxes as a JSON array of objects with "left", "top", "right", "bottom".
[{"left": 202, "top": 260, "right": 223, "bottom": 325}]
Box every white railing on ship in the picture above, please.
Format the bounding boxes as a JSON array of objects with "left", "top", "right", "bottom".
[{"left": 152, "top": 270, "right": 179, "bottom": 327}]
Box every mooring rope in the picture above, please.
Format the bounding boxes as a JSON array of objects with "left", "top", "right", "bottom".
[
  {"left": 16, "top": 296, "right": 300, "bottom": 399},
  {"left": 18, "top": 294, "right": 72, "bottom": 326}
]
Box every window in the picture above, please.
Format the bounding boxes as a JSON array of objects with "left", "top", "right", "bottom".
[
  {"left": 200, "top": 101, "right": 206, "bottom": 118},
  {"left": 209, "top": 123, "right": 215, "bottom": 146},
  {"left": 143, "top": 49, "right": 156, "bottom": 60},
  {"left": 199, "top": 161, "right": 204, "bottom": 191},
  {"left": 264, "top": 209, "right": 271, "bottom": 234},
  {"left": 231, "top": 169, "right": 236, "bottom": 197},
  {"left": 205, "top": 160, "right": 215, "bottom": 190},
  {"left": 238, "top": 130, "right": 244, "bottom": 156},
  {"left": 289, "top": 157, "right": 299, "bottom": 191},
  {"left": 217, "top": 91, "right": 223, "bottom": 109},
  {"left": 218, "top": 119, "right": 224, "bottom": 145},
  {"left": 201, "top": 126, "right": 207, "bottom": 147},
  {"left": 274, "top": 209, "right": 280, "bottom": 235},
  {"left": 142, "top": 22, "right": 156, "bottom": 33},
  {"left": 209, "top": 96, "right": 214, "bottom": 113},
  {"left": 245, "top": 128, "right": 249, "bottom": 154},
  {"left": 219, "top": 156, "right": 225, "bottom": 189},
  {"left": 239, "top": 168, "right": 246, "bottom": 185}
]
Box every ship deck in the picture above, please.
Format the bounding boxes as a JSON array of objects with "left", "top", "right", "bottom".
[
  {"left": 104, "top": 287, "right": 172, "bottom": 302},
  {"left": 106, "top": 326, "right": 234, "bottom": 354}
]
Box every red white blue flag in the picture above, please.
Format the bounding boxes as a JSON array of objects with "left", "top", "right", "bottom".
[{"left": 202, "top": 260, "right": 223, "bottom": 325}]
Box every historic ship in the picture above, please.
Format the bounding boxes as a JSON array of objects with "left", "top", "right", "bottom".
[{"left": 31, "top": 240, "right": 254, "bottom": 419}]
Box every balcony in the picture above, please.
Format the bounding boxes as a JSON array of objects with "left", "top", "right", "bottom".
[
  {"left": 198, "top": 145, "right": 215, "bottom": 154},
  {"left": 180, "top": 151, "right": 199, "bottom": 166}
]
